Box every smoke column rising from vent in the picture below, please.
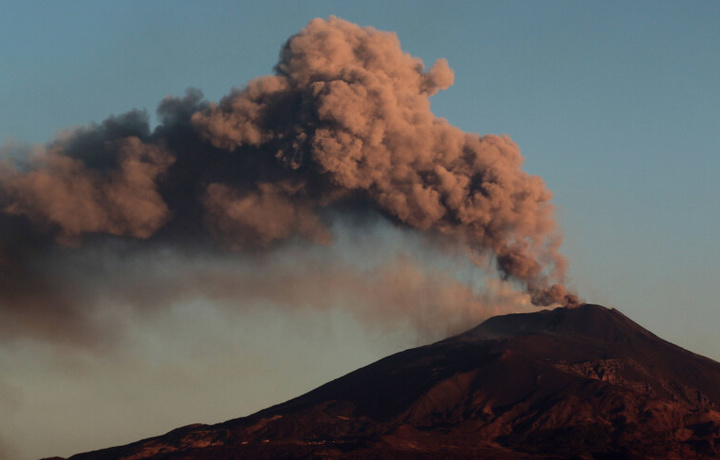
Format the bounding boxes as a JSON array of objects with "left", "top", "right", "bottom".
[{"left": 0, "top": 17, "right": 579, "bottom": 345}]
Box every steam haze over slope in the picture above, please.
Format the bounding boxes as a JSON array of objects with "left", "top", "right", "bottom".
[{"left": 1, "top": 3, "right": 719, "bottom": 459}]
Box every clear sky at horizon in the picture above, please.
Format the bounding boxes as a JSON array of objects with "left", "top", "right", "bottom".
[{"left": 1, "top": 2, "right": 719, "bottom": 459}]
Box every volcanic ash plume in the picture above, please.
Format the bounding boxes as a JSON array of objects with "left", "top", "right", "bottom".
[
  {"left": 0, "top": 16, "right": 578, "bottom": 344},
  {"left": 191, "top": 17, "right": 577, "bottom": 305}
]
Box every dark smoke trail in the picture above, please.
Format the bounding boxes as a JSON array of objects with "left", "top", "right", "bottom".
[{"left": 0, "top": 16, "right": 578, "bottom": 344}]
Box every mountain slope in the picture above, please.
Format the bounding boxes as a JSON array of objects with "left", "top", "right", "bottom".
[{"left": 60, "top": 304, "right": 720, "bottom": 459}]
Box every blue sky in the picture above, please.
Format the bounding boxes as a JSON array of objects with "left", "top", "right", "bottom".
[{"left": 1, "top": 2, "right": 720, "bottom": 459}]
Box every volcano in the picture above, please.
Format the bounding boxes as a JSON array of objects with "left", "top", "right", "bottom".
[{"left": 56, "top": 304, "right": 720, "bottom": 459}]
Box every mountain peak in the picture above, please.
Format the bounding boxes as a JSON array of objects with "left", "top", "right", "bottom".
[
  {"left": 459, "top": 303, "right": 655, "bottom": 343},
  {"left": 63, "top": 304, "right": 720, "bottom": 459}
]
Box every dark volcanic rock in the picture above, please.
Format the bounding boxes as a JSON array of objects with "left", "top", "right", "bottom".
[{"left": 62, "top": 304, "right": 720, "bottom": 459}]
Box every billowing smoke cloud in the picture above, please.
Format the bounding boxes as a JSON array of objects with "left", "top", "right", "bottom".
[{"left": 0, "top": 17, "right": 578, "bottom": 345}]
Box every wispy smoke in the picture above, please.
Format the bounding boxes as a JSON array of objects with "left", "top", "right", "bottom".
[
  {"left": 0, "top": 377, "right": 21, "bottom": 460},
  {"left": 0, "top": 17, "right": 578, "bottom": 345}
]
